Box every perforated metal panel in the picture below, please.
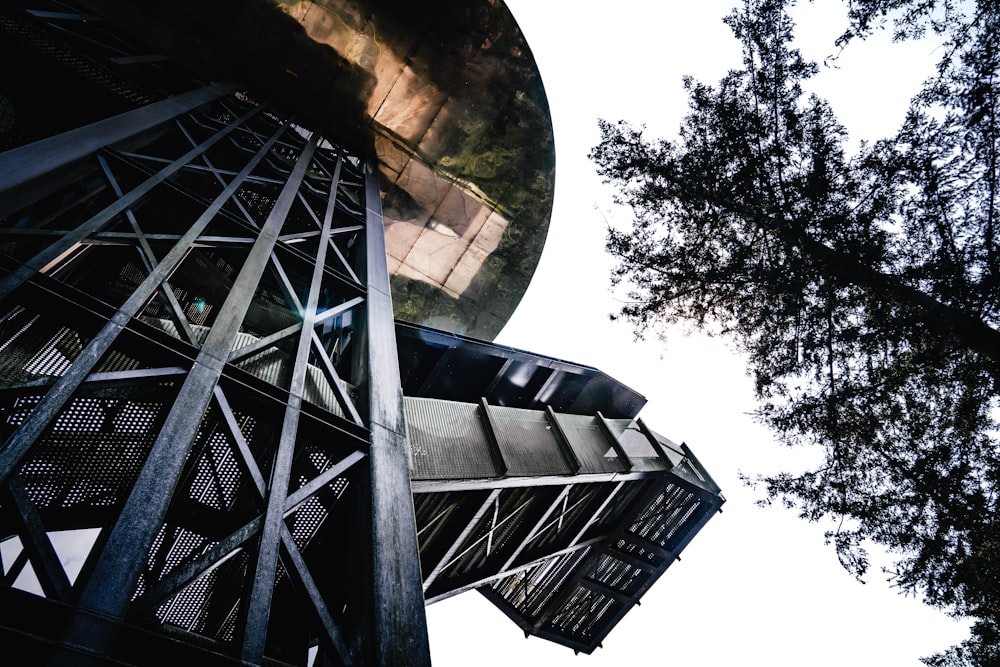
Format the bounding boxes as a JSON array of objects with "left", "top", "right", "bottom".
[
  {"left": 16, "top": 388, "right": 179, "bottom": 519},
  {"left": 0, "top": 302, "right": 97, "bottom": 385},
  {"left": 592, "top": 552, "right": 644, "bottom": 596}
]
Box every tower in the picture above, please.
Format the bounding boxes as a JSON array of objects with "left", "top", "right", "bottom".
[{"left": 0, "top": 2, "right": 724, "bottom": 665}]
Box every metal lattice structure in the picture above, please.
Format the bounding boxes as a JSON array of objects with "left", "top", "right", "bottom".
[
  {"left": 0, "top": 16, "right": 423, "bottom": 660},
  {"left": 403, "top": 395, "right": 722, "bottom": 653},
  {"left": 0, "top": 2, "right": 724, "bottom": 665}
]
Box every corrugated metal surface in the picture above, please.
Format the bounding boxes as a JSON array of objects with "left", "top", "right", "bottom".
[
  {"left": 605, "top": 418, "right": 659, "bottom": 459},
  {"left": 487, "top": 405, "right": 573, "bottom": 476},
  {"left": 405, "top": 397, "right": 498, "bottom": 479},
  {"left": 550, "top": 412, "right": 624, "bottom": 474}
]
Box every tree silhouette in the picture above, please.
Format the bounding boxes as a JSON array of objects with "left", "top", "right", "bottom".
[{"left": 590, "top": 1, "right": 1000, "bottom": 663}]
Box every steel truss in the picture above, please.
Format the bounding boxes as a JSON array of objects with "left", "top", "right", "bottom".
[
  {"left": 0, "top": 70, "right": 427, "bottom": 666},
  {"left": 400, "top": 395, "right": 724, "bottom": 654},
  {"left": 0, "top": 3, "right": 725, "bottom": 665}
]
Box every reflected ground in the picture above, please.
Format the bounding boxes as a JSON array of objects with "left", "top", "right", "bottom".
[
  {"left": 278, "top": 0, "right": 556, "bottom": 339},
  {"left": 32, "top": 0, "right": 556, "bottom": 340}
]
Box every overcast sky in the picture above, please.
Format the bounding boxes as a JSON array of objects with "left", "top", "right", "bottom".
[{"left": 425, "top": 1, "right": 975, "bottom": 665}]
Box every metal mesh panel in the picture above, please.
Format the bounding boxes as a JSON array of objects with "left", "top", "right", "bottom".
[
  {"left": 549, "top": 412, "right": 623, "bottom": 473},
  {"left": 285, "top": 440, "right": 352, "bottom": 548},
  {"left": 139, "top": 415, "right": 353, "bottom": 644},
  {"left": 480, "top": 475, "right": 720, "bottom": 653},
  {"left": 155, "top": 558, "right": 220, "bottom": 632},
  {"left": 611, "top": 535, "right": 664, "bottom": 570},
  {"left": 287, "top": 495, "right": 329, "bottom": 551},
  {"left": 140, "top": 317, "right": 348, "bottom": 418},
  {"left": 489, "top": 567, "right": 534, "bottom": 609},
  {"left": 21, "top": 325, "right": 83, "bottom": 377},
  {"left": 0, "top": 302, "right": 94, "bottom": 385},
  {"left": 631, "top": 485, "right": 701, "bottom": 550},
  {"left": 144, "top": 525, "right": 214, "bottom": 595},
  {"left": 0, "top": 4, "right": 725, "bottom": 657},
  {"left": 489, "top": 545, "right": 595, "bottom": 621},
  {"left": 235, "top": 181, "right": 282, "bottom": 227},
  {"left": 187, "top": 426, "right": 243, "bottom": 512},
  {"left": 546, "top": 587, "right": 618, "bottom": 640},
  {"left": 15, "top": 390, "right": 176, "bottom": 515},
  {"left": 404, "top": 397, "right": 498, "bottom": 479},
  {"left": 591, "top": 553, "right": 643, "bottom": 596},
  {"left": 154, "top": 549, "right": 250, "bottom": 642},
  {"left": 0, "top": 8, "right": 395, "bottom": 659},
  {"left": 487, "top": 405, "right": 573, "bottom": 476}
]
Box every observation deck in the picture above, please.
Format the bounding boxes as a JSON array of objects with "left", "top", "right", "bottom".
[{"left": 0, "top": 2, "right": 722, "bottom": 663}]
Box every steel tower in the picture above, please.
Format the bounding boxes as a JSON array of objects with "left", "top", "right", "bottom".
[{"left": 0, "top": 2, "right": 724, "bottom": 665}]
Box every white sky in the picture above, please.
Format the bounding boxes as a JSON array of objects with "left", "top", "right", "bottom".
[{"left": 425, "top": 1, "right": 975, "bottom": 665}]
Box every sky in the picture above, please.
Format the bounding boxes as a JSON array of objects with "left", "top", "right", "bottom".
[{"left": 425, "top": 1, "right": 977, "bottom": 665}]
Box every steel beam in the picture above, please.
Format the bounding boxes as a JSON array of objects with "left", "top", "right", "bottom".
[
  {"left": 0, "top": 82, "right": 232, "bottom": 196},
  {"left": 0, "top": 109, "right": 286, "bottom": 482},
  {"left": 56, "top": 130, "right": 322, "bottom": 663},
  {"left": 241, "top": 144, "right": 342, "bottom": 662},
  {"left": 360, "top": 162, "right": 431, "bottom": 667}
]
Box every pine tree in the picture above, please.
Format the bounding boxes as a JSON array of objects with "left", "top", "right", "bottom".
[{"left": 590, "top": 1, "right": 1000, "bottom": 663}]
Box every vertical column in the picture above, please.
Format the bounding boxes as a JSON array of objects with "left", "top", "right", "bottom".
[{"left": 360, "top": 161, "right": 432, "bottom": 666}]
